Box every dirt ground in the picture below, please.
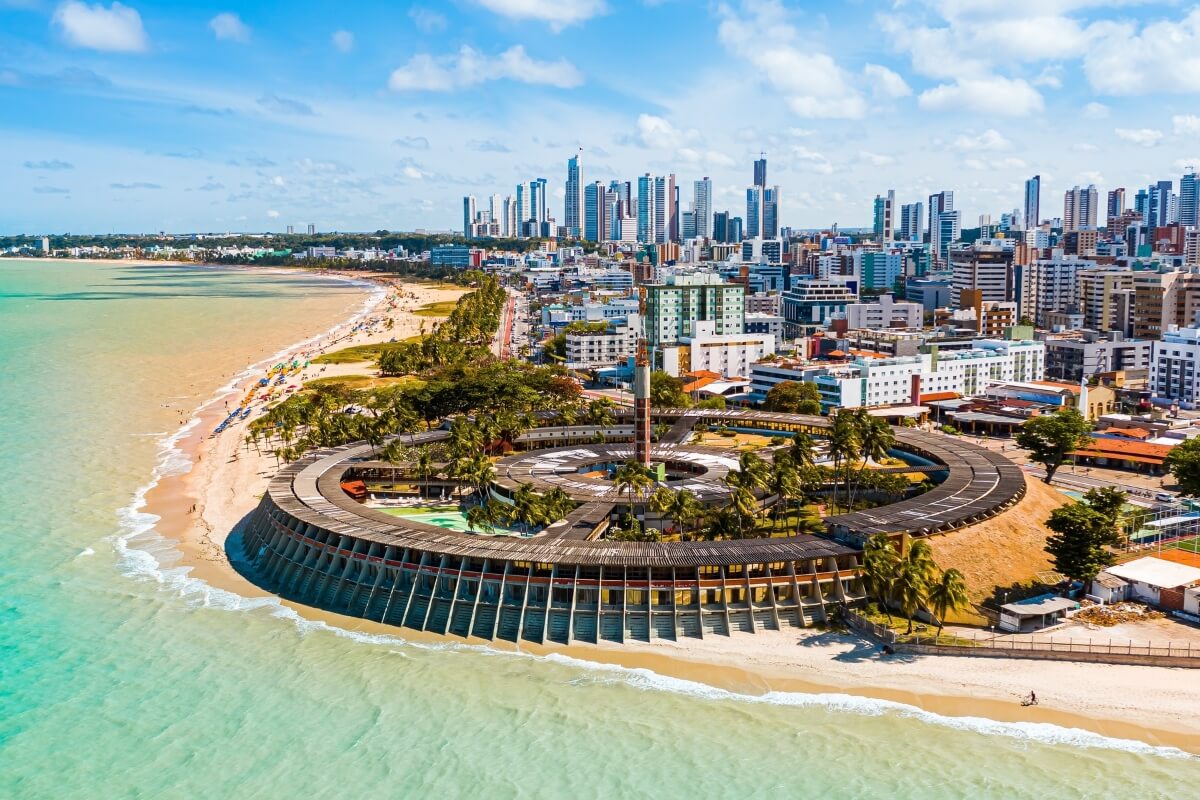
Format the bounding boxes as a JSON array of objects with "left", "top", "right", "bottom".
[
  {"left": 926, "top": 476, "right": 1070, "bottom": 614},
  {"left": 1041, "top": 615, "right": 1200, "bottom": 644}
]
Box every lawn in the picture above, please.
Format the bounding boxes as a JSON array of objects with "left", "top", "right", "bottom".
[
  {"left": 311, "top": 336, "right": 425, "bottom": 365},
  {"left": 1167, "top": 535, "right": 1200, "bottom": 554},
  {"left": 689, "top": 431, "right": 776, "bottom": 450},
  {"left": 304, "top": 375, "right": 425, "bottom": 391},
  {"left": 412, "top": 300, "right": 460, "bottom": 317}
]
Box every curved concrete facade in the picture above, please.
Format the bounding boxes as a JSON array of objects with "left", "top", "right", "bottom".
[{"left": 240, "top": 409, "right": 1026, "bottom": 643}]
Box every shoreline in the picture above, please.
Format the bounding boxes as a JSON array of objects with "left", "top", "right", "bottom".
[{"left": 131, "top": 265, "right": 1200, "bottom": 757}]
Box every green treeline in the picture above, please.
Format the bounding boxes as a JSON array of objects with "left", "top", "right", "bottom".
[{"left": 377, "top": 274, "right": 506, "bottom": 375}]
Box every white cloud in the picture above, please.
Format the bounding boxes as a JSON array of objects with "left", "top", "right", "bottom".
[
  {"left": 388, "top": 45, "right": 583, "bottom": 91},
  {"left": 52, "top": 1, "right": 147, "bottom": 53},
  {"left": 331, "top": 30, "right": 354, "bottom": 53},
  {"left": 1174, "top": 115, "right": 1200, "bottom": 136},
  {"left": 408, "top": 8, "right": 446, "bottom": 33},
  {"left": 879, "top": 10, "right": 1097, "bottom": 82},
  {"left": 474, "top": 0, "right": 605, "bottom": 29},
  {"left": 918, "top": 77, "right": 1044, "bottom": 116},
  {"left": 951, "top": 128, "right": 1012, "bottom": 152},
  {"left": 1085, "top": 10, "right": 1200, "bottom": 95},
  {"left": 633, "top": 114, "right": 701, "bottom": 150},
  {"left": 863, "top": 63, "right": 911, "bottom": 98},
  {"left": 209, "top": 12, "right": 250, "bottom": 43},
  {"left": 788, "top": 145, "right": 834, "bottom": 175},
  {"left": 964, "top": 156, "right": 1027, "bottom": 170},
  {"left": 1114, "top": 127, "right": 1163, "bottom": 147},
  {"left": 678, "top": 148, "right": 736, "bottom": 168},
  {"left": 267, "top": 209, "right": 280, "bottom": 218},
  {"left": 402, "top": 166, "right": 425, "bottom": 180},
  {"left": 1082, "top": 102, "right": 1109, "bottom": 119},
  {"left": 718, "top": 0, "right": 866, "bottom": 119},
  {"left": 858, "top": 151, "right": 895, "bottom": 166},
  {"left": 1032, "top": 65, "right": 1062, "bottom": 88}
]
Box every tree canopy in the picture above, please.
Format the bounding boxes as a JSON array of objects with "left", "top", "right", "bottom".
[
  {"left": 1165, "top": 437, "right": 1200, "bottom": 497},
  {"left": 763, "top": 380, "right": 822, "bottom": 415},
  {"left": 1015, "top": 407, "right": 1092, "bottom": 484},
  {"left": 1044, "top": 497, "right": 1122, "bottom": 583},
  {"left": 650, "top": 371, "right": 691, "bottom": 408}
]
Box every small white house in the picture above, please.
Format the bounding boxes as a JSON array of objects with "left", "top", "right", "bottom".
[
  {"left": 1098, "top": 557, "right": 1200, "bottom": 609},
  {"left": 999, "top": 596, "right": 1079, "bottom": 632},
  {"left": 1089, "top": 572, "right": 1130, "bottom": 604}
]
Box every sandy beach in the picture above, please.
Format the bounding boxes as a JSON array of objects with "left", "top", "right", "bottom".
[{"left": 138, "top": 266, "right": 1200, "bottom": 755}]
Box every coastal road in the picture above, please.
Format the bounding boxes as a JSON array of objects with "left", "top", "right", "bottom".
[{"left": 493, "top": 290, "right": 516, "bottom": 359}]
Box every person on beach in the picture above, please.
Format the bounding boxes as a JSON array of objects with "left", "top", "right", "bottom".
[{"left": 1025, "top": 691, "right": 1038, "bottom": 706}]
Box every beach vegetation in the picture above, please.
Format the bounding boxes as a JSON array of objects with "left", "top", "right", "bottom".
[{"left": 860, "top": 534, "right": 970, "bottom": 634}]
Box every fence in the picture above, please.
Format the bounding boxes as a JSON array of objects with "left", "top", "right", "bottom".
[{"left": 840, "top": 606, "right": 1200, "bottom": 668}]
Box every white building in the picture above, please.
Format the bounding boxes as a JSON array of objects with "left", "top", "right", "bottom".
[
  {"left": 660, "top": 321, "right": 774, "bottom": 378},
  {"left": 1152, "top": 326, "right": 1200, "bottom": 405},
  {"left": 841, "top": 294, "right": 923, "bottom": 330},
  {"left": 814, "top": 339, "right": 1045, "bottom": 410},
  {"left": 1016, "top": 251, "right": 1094, "bottom": 327},
  {"left": 564, "top": 320, "right": 640, "bottom": 370}
]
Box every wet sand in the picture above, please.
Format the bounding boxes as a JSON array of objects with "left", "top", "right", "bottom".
[{"left": 142, "top": 267, "right": 1200, "bottom": 755}]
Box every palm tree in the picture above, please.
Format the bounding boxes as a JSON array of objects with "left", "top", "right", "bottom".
[
  {"left": 512, "top": 483, "right": 541, "bottom": 534},
  {"left": 851, "top": 415, "right": 896, "bottom": 508},
  {"left": 703, "top": 507, "right": 741, "bottom": 541},
  {"left": 768, "top": 453, "right": 802, "bottom": 532},
  {"left": 790, "top": 432, "right": 817, "bottom": 471},
  {"left": 927, "top": 568, "right": 970, "bottom": 636},
  {"left": 649, "top": 487, "right": 677, "bottom": 534},
  {"left": 894, "top": 540, "right": 937, "bottom": 634},
  {"left": 667, "top": 488, "right": 702, "bottom": 541},
  {"left": 584, "top": 397, "right": 616, "bottom": 427},
  {"left": 379, "top": 438, "right": 408, "bottom": 490},
  {"left": 613, "top": 460, "right": 654, "bottom": 525},
  {"left": 411, "top": 445, "right": 436, "bottom": 498},
  {"left": 737, "top": 451, "right": 771, "bottom": 494},
  {"left": 862, "top": 533, "right": 900, "bottom": 622},
  {"left": 466, "top": 500, "right": 500, "bottom": 535},
  {"left": 827, "top": 413, "right": 861, "bottom": 513}
]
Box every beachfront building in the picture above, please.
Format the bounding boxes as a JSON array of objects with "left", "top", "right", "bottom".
[{"left": 241, "top": 407, "right": 1025, "bottom": 644}]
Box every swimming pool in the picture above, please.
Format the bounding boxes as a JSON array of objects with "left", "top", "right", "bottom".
[{"left": 380, "top": 506, "right": 527, "bottom": 536}]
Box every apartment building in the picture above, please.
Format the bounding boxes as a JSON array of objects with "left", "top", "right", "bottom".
[{"left": 1042, "top": 330, "right": 1152, "bottom": 382}]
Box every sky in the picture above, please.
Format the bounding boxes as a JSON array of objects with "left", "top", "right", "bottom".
[{"left": 2, "top": 0, "right": 1200, "bottom": 235}]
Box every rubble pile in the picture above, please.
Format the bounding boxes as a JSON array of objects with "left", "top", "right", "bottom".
[{"left": 1075, "top": 602, "right": 1164, "bottom": 627}]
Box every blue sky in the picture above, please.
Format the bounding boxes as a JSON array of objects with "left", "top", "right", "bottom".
[{"left": 2, "top": 0, "right": 1200, "bottom": 234}]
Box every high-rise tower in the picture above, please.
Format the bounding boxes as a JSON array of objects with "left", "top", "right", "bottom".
[
  {"left": 1024, "top": 175, "right": 1040, "bottom": 230},
  {"left": 565, "top": 150, "right": 582, "bottom": 237}
]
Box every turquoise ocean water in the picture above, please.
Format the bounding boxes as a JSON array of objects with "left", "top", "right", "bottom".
[{"left": 0, "top": 260, "right": 1196, "bottom": 798}]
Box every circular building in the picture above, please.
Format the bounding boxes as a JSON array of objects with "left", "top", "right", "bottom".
[{"left": 240, "top": 408, "right": 1025, "bottom": 644}]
